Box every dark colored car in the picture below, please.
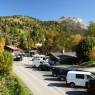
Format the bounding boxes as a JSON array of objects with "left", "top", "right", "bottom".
[
  {"left": 87, "top": 77, "right": 95, "bottom": 95},
  {"left": 51, "top": 67, "right": 81, "bottom": 81},
  {"left": 14, "top": 54, "right": 23, "bottom": 61},
  {"left": 51, "top": 67, "right": 66, "bottom": 77},
  {"left": 38, "top": 63, "right": 51, "bottom": 71}
]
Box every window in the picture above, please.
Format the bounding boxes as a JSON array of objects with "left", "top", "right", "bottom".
[
  {"left": 87, "top": 75, "right": 91, "bottom": 79},
  {"left": 43, "top": 58, "right": 46, "bottom": 60},
  {"left": 76, "top": 74, "right": 84, "bottom": 79}
]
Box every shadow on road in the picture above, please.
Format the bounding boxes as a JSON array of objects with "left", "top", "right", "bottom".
[
  {"left": 48, "top": 82, "right": 68, "bottom": 88},
  {"left": 66, "top": 91, "right": 86, "bottom": 95},
  {"left": 44, "top": 77, "right": 58, "bottom": 81},
  {"left": 25, "top": 66, "right": 33, "bottom": 68},
  {"left": 24, "top": 64, "right": 33, "bottom": 67},
  {"left": 48, "top": 82, "right": 86, "bottom": 89},
  {"left": 24, "top": 65, "right": 38, "bottom": 71},
  {"left": 43, "top": 74, "right": 53, "bottom": 77}
]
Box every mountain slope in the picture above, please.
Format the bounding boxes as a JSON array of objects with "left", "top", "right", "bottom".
[{"left": 0, "top": 15, "right": 86, "bottom": 51}]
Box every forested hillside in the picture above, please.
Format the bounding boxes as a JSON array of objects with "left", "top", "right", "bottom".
[{"left": 0, "top": 15, "right": 86, "bottom": 52}]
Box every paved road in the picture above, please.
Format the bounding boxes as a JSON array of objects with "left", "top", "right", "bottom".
[{"left": 13, "top": 57, "right": 86, "bottom": 95}]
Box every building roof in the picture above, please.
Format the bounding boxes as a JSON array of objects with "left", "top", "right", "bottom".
[
  {"left": 50, "top": 52, "right": 61, "bottom": 60},
  {"left": 50, "top": 52, "right": 77, "bottom": 60},
  {"left": 32, "top": 54, "right": 45, "bottom": 57},
  {"left": 6, "top": 45, "right": 19, "bottom": 51},
  {"left": 63, "top": 52, "right": 76, "bottom": 57},
  {"left": 30, "top": 50, "right": 38, "bottom": 52},
  {"left": 50, "top": 52, "right": 76, "bottom": 57}
]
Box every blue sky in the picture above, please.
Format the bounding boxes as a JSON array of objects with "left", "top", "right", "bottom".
[{"left": 0, "top": 0, "right": 95, "bottom": 23}]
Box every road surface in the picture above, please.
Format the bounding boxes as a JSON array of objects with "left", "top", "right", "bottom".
[{"left": 13, "top": 57, "right": 86, "bottom": 95}]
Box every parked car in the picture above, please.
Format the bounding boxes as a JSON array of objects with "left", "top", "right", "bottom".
[
  {"left": 66, "top": 71, "right": 94, "bottom": 87},
  {"left": 51, "top": 67, "right": 65, "bottom": 77},
  {"left": 87, "top": 77, "right": 95, "bottom": 95},
  {"left": 14, "top": 54, "right": 23, "bottom": 61},
  {"left": 38, "top": 62, "right": 51, "bottom": 71},
  {"left": 51, "top": 66, "right": 79, "bottom": 79},
  {"left": 31, "top": 55, "right": 51, "bottom": 70}
]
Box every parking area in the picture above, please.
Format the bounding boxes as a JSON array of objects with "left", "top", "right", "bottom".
[{"left": 13, "top": 57, "right": 86, "bottom": 95}]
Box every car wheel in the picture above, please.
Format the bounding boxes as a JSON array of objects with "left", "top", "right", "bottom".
[
  {"left": 60, "top": 77, "right": 65, "bottom": 81},
  {"left": 70, "top": 82, "right": 75, "bottom": 88},
  {"left": 53, "top": 74, "right": 57, "bottom": 77},
  {"left": 38, "top": 67, "right": 42, "bottom": 71},
  {"left": 33, "top": 65, "right": 36, "bottom": 68},
  {"left": 86, "top": 82, "right": 89, "bottom": 88}
]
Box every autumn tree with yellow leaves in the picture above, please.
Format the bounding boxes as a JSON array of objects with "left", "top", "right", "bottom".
[{"left": 0, "top": 36, "right": 5, "bottom": 53}]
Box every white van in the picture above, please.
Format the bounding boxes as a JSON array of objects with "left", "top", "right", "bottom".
[
  {"left": 66, "top": 71, "right": 94, "bottom": 87},
  {"left": 31, "top": 55, "right": 50, "bottom": 68}
]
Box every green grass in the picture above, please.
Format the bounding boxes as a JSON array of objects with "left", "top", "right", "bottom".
[
  {"left": 0, "top": 74, "right": 32, "bottom": 95},
  {"left": 17, "top": 75, "right": 32, "bottom": 95},
  {"left": 80, "top": 61, "right": 95, "bottom": 67}
]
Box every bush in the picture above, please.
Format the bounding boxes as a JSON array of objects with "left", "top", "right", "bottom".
[
  {"left": 89, "top": 47, "right": 95, "bottom": 61},
  {"left": 1, "top": 75, "right": 31, "bottom": 95},
  {"left": 76, "top": 37, "right": 95, "bottom": 62},
  {"left": 0, "top": 51, "right": 31, "bottom": 95},
  {"left": 80, "top": 61, "right": 95, "bottom": 66},
  {"left": 0, "top": 51, "right": 13, "bottom": 76}
]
